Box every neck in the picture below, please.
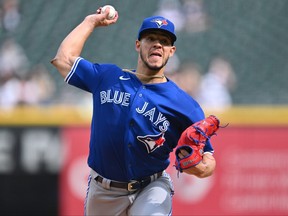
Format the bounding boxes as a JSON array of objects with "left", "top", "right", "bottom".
[{"left": 122, "top": 69, "right": 166, "bottom": 83}]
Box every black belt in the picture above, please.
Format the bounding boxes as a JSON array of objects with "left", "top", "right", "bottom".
[{"left": 95, "top": 171, "right": 163, "bottom": 192}]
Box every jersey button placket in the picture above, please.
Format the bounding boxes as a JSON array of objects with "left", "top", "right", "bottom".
[{"left": 139, "top": 85, "right": 145, "bottom": 98}]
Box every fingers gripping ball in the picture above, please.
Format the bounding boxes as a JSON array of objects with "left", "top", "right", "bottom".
[
  {"left": 175, "top": 115, "right": 220, "bottom": 172},
  {"left": 101, "top": 5, "right": 116, "bottom": 20}
]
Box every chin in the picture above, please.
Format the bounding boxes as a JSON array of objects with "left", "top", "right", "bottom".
[{"left": 147, "top": 63, "right": 164, "bottom": 71}]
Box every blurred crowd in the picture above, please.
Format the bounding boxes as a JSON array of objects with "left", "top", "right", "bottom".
[
  {"left": 0, "top": 38, "right": 56, "bottom": 109},
  {"left": 0, "top": 0, "right": 237, "bottom": 111},
  {"left": 154, "top": 0, "right": 210, "bottom": 34},
  {"left": 156, "top": 0, "right": 237, "bottom": 111},
  {"left": 0, "top": 0, "right": 56, "bottom": 109},
  {"left": 166, "top": 55, "right": 237, "bottom": 111}
]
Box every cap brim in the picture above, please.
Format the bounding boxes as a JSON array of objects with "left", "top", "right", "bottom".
[{"left": 138, "top": 29, "right": 177, "bottom": 43}]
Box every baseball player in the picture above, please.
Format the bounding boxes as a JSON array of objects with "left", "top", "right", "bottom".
[{"left": 51, "top": 6, "right": 217, "bottom": 216}]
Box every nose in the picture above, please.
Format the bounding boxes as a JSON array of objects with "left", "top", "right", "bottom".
[{"left": 153, "top": 40, "right": 163, "bottom": 47}]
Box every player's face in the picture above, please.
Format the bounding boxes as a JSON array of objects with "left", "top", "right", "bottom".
[{"left": 136, "top": 32, "right": 176, "bottom": 71}]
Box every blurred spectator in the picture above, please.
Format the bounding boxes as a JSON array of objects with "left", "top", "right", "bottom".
[
  {"left": 176, "top": 62, "right": 202, "bottom": 98},
  {"left": 0, "top": 73, "right": 21, "bottom": 109},
  {"left": 181, "top": 0, "right": 210, "bottom": 33},
  {"left": 0, "top": 64, "right": 56, "bottom": 108},
  {"left": 168, "top": 61, "right": 202, "bottom": 99},
  {"left": 0, "top": 37, "right": 30, "bottom": 78},
  {"left": 19, "top": 64, "right": 56, "bottom": 105},
  {"left": 1, "top": 0, "right": 21, "bottom": 33},
  {"left": 0, "top": 37, "right": 30, "bottom": 109},
  {"left": 154, "top": 0, "right": 210, "bottom": 34},
  {"left": 154, "top": 0, "right": 185, "bottom": 32},
  {"left": 197, "top": 55, "right": 237, "bottom": 111},
  {"left": 56, "top": 84, "right": 92, "bottom": 107},
  {"left": 164, "top": 53, "right": 180, "bottom": 76}
]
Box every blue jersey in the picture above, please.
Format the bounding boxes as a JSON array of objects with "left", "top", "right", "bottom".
[{"left": 65, "top": 57, "right": 214, "bottom": 181}]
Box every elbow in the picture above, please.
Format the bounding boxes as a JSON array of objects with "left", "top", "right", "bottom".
[
  {"left": 50, "top": 57, "right": 58, "bottom": 66},
  {"left": 50, "top": 55, "right": 62, "bottom": 68},
  {"left": 50, "top": 55, "right": 72, "bottom": 78},
  {"left": 50, "top": 54, "right": 66, "bottom": 67}
]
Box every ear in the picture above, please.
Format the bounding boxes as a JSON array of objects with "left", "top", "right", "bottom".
[
  {"left": 135, "top": 40, "right": 141, "bottom": 52},
  {"left": 169, "top": 46, "right": 176, "bottom": 57}
]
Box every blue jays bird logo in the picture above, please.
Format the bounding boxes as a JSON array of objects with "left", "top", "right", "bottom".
[
  {"left": 137, "top": 132, "right": 166, "bottom": 153},
  {"left": 151, "top": 18, "right": 168, "bottom": 28}
]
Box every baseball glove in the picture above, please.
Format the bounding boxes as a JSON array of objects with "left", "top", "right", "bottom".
[{"left": 175, "top": 115, "right": 220, "bottom": 172}]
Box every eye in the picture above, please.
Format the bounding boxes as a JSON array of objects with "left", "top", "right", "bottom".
[
  {"left": 143, "top": 35, "right": 172, "bottom": 46},
  {"left": 160, "top": 39, "right": 171, "bottom": 46},
  {"left": 145, "top": 36, "right": 154, "bottom": 42}
]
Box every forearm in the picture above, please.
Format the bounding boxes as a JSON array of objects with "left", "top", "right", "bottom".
[
  {"left": 183, "top": 153, "right": 216, "bottom": 178},
  {"left": 51, "top": 7, "right": 118, "bottom": 77},
  {"left": 51, "top": 17, "right": 97, "bottom": 77}
]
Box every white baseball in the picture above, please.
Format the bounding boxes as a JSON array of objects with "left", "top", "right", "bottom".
[{"left": 101, "top": 5, "right": 116, "bottom": 20}]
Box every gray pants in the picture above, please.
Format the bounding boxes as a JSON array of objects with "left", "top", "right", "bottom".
[{"left": 85, "top": 169, "right": 174, "bottom": 216}]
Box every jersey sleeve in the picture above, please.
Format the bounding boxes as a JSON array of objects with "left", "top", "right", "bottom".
[
  {"left": 64, "top": 57, "right": 93, "bottom": 92},
  {"left": 64, "top": 57, "right": 119, "bottom": 93}
]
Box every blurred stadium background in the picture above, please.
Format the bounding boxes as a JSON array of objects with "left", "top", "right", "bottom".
[{"left": 0, "top": 0, "right": 287, "bottom": 215}]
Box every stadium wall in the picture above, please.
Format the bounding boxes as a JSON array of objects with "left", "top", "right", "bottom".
[{"left": 0, "top": 106, "right": 287, "bottom": 215}]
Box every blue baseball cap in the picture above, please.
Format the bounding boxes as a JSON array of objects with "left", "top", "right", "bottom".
[{"left": 138, "top": 16, "right": 177, "bottom": 44}]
